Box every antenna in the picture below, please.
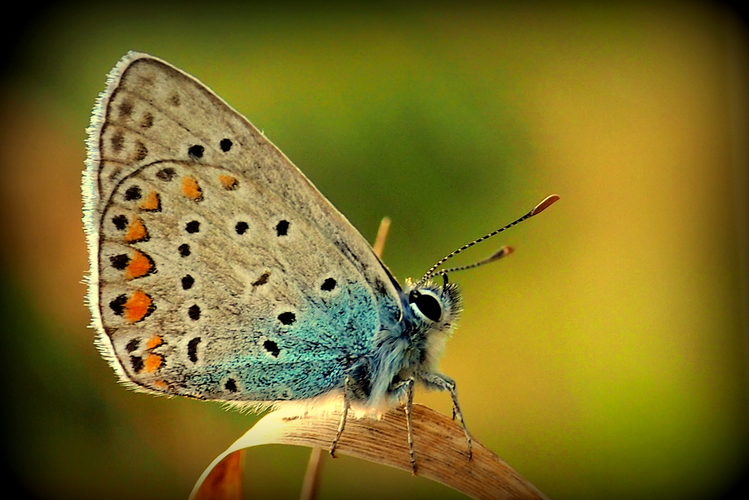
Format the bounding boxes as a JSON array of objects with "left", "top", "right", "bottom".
[{"left": 416, "top": 194, "right": 559, "bottom": 287}]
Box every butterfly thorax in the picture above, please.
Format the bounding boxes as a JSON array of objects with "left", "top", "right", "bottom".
[{"left": 347, "top": 279, "right": 463, "bottom": 412}]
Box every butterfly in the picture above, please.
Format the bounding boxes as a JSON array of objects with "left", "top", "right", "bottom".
[{"left": 83, "top": 51, "right": 558, "bottom": 471}]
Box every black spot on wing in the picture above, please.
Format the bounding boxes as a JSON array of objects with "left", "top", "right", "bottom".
[
  {"left": 110, "top": 254, "right": 130, "bottom": 270},
  {"left": 125, "top": 338, "right": 140, "bottom": 353},
  {"left": 275, "top": 220, "right": 290, "bottom": 236},
  {"left": 277, "top": 312, "right": 295, "bottom": 325},
  {"left": 235, "top": 221, "right": 249, "bottom": 235},
  {"left": 188, "top": 144, "right": 204, "bottom": 160},
  {"left": 111, "top": 215, "right": 128, "bottom": 231},
  {"left": 252, "top": 271, "right": 270, "bottom": 287},
  {"left": 124, "top": 185, "right": 142, "bottom": 201},
  {"left": 109, "top": 294, "right": 127, "bottom": 316},
  {"left": 187, "top": 337, "right": 201, "bottom": 363},
  {"left": 181, "top": 275, "right": 195, "bottom": 290},
  {"left": 188, "top": 304, "right": 201, "bottom": 320},
  {"left": 185, "top": 220, "right": 200, "bottom": 233},
  {"left": 130, "top": 355, "right": 144, "bottom": 373},
  {"left": 263, "top": 340, "right": 280, "bottom": 357},
  {"left": 321, "top": 277, "right": 337, "bottom": 291},
  {"left": 156, "top": 168, "right": 176, "bottom": 181}
]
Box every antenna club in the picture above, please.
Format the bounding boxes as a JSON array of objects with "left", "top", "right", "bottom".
[
  {"left": 417, "top": 194, "right": 559, "bottom": 285},
  {"left": 530, "top": 194, "right": 560, "bottom": 216},
  {"left": 483, "top": 245, "right": 513, "bottom": 265},
  {"left": 488, "top": 245, "right": 513, "bottom": 262}
]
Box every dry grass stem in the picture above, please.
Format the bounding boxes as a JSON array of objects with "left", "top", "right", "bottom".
[{"left": 191, "top": 403, "right": 549, "bottom": 500}]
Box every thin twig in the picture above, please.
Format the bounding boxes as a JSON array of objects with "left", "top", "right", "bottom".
[
  {"left": 372, "top": 216, "right": 391, "bottom": 259},
  {"left": 299, "top": 447, "right": 324, "bottom": 500}
]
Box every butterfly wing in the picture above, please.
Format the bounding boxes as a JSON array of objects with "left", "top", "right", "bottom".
[{"left": 83, "top": 52, "right": 403, "bottom": 402}]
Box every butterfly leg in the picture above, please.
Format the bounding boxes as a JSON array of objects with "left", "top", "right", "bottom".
[
  {"left": 388, "top": 377, "right": 418, "bottom": 473},
  {"left": 403, "top": 378, "right": 417, "bottom": 473},
  {"left": 420, "top": 372, "right": 473, "bottom": 460},
  {"left": 329, "top": 378, "right": 352, "bottom": 459}
]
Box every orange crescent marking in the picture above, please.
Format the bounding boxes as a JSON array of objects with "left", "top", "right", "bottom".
[
  {"left": 124, "top": 217, "right": 149, "bottom": 243},
  {"left": 181, "top": 176, "right": 203, "bottom": 200},
  {"left": 143, "top": 353, "right": 163, "bottom": 373},
  {"left": 218, "top": 174, "right": 239, "bottom": 190},
  {"left": 124, "top": 290, "right": 153, "bottom": 323},
  {"left": 145, "top": 335, "right": 163, "bottom": 350},
  {"left": 139, "top": 190, "right": 161, "bottom": 211},
  {"left": 125, "top": 250, "right": 154, "bottom": 279}
]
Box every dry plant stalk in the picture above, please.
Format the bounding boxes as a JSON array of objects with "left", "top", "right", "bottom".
[{"left": 191, "top": 403, "right": 549, "bottom": 500}]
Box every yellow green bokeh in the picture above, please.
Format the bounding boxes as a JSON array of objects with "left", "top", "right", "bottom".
[{"left": 2, "top": 2, "right": 747, "bottom": 499}]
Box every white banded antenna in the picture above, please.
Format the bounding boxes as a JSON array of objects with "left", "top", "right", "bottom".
[{"left": 416, "top": 194, "right": 560, "bottom": 287}]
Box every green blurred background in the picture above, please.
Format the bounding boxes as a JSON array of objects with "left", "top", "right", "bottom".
[{"left": 2, "top": 2, "right": 747, "bottom": 499}]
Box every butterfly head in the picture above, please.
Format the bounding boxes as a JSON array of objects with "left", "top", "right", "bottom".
[
  {"left": 404, "top": 274, "right": 462, "bottom": 345},
  {"left": 406, "top": 276, "right": 462, "bottom": 327},
  {"left": 398, "top": 275, "right": 463, "bottom": 377}
]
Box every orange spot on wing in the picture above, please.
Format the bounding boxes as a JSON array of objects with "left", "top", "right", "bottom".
[
  {"left": 143, "top": 353, "right": 163, "bottom": 373},
  {"left": 153, "top": 380, "right": 168, "bottom": 390},
  {"left": 125, "top": 250, "right": 154, "bottom": 279},
  {"left": 146, "top": 335, "right": 163, "bottom": 350},
  {"left": 124, "top": 217, "right": 149, "bottom": 243},
  {"left": 218, "top": 175, "right": 239, "bottom": 190},
  {"left": 124, "top": 290, "right": 154, "bottom": 323},
  {"left": 139, "top": 190, "right": 161, "bottom": 211},
  {"left": 181, "top": 176, "right": 203, "bottom": 201}
]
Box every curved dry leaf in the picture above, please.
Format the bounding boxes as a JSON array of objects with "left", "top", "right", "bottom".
[{"left": 190, "top": 403, "right": 549, "bottom": 500}]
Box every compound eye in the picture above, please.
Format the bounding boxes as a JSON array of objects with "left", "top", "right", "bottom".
[{"left": 409, "top": 289, "right": 442, "bottom": 322}]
